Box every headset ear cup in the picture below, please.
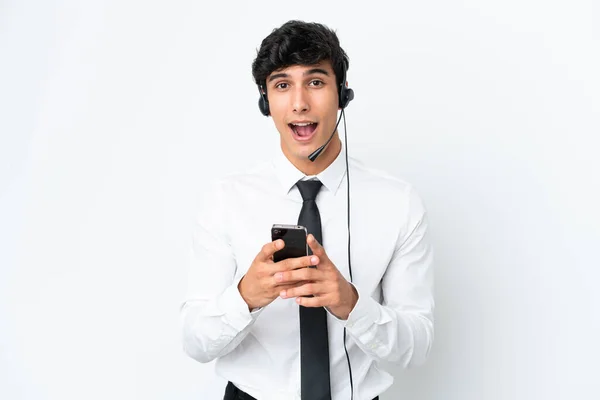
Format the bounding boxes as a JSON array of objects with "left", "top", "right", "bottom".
[
  {"left": 339, "top": 87, "right": 354, "bottom": 109},
  {"left": 345, "top": 87, "right": 354, "bottom": 106},
  {"left": 258, "top": 96, "right": 270, "bottom": 116}
]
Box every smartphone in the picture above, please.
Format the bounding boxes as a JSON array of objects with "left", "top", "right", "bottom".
[{"left": 271, "top": 224, "right": 308, "bottom": 264}]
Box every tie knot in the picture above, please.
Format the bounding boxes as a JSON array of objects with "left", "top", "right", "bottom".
[{"left": 296, "top": 179, "right": 323, "bottom": 201}]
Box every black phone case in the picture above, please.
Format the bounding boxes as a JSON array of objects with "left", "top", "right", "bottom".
[{"left": 271, "top": 224, "right": 308, "bottom": 263}]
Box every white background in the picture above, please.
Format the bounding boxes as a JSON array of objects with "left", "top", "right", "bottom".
[{"left": 1, "top": 1, "right": 599, "bottom": 399}]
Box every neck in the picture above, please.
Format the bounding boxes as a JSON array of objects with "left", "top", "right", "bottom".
[{"left": 286, "top": 135, "right": 342, "bottom": 176}]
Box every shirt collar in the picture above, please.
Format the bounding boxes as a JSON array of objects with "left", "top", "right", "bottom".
[{"left": 272, "top": 143, "right": 347, "bottom": 197}]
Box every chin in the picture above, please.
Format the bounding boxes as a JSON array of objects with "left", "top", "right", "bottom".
[
  {"left": 293, "top": 148, "right": 315, "bottom": 162},
  {"left": 281, "top": 142, "right": 314, "bottom": 162}
]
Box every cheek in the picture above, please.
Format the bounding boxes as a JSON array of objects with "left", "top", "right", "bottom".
[
  {"left": 272, "top": 114, "right": 292, "bottom": 139},
  {"left": 317, "top": 99, "right": 339, "bottom": 126},
  {"left": 267, "top": 103, "right": 286, "bottom": 128},
  {"left": 269, "top": 100, "right": 288, "bottom": 122},
  {"left": 315, "top": 93, "right": 339, "bottom": 114}
]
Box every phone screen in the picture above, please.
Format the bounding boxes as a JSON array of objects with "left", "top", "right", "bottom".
[{"left": 271, "top": 225, "right": 308, "bottom": 263}]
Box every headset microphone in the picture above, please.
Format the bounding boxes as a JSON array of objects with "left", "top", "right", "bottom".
[{"left": 307, "top": 110, "right": 345, "bottom": 162}]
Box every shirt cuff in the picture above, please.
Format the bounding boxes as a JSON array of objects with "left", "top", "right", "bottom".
[
  {"left": 218, "top": 275, "right": 264, "bottom": 332},
  {"left": 327, "top": 283, "right": 382, "bottom": 335}
]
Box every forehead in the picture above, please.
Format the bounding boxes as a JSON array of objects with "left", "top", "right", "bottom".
[{"left": 267, "top": 60, "right": 335, "bottom": 80}]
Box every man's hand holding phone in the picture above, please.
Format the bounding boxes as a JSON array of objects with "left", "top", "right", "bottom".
[
  {"left": 277, "top": 234, "right": 358, "bottom": 320},
  {"left": 237, "top": 239, "right": 317, "bottom": 311},
  {"left": 238, "top": 234, "right": 358, "bottom": 320}
]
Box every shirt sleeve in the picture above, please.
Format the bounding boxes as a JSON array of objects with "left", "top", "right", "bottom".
[
  {"left": 329, "top": 185, "right": 435, "bottom": 367},
  {"left": 180, "top": 179, "right": 264, "bottom": 364}
]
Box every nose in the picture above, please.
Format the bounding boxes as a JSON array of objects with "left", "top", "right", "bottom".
[{"left": 292, "top": 87, "right": 310, "bottom": 113}]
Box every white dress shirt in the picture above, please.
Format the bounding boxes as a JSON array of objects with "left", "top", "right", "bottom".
[{"left": 180, "top": 144, "right": 434, "bottom": 400}]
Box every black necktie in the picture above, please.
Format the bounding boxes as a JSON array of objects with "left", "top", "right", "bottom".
[{"left": 296, "top": 179, "right": 331, "bottom": 400}]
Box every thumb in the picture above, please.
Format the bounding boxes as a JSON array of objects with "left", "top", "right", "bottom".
[{"left": 307, "top": 234, "right": 330, "bottom": 265}]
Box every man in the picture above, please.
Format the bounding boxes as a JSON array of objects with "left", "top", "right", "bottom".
[{"left": 181, "top": 20, "right": 434, "bottom": 400}]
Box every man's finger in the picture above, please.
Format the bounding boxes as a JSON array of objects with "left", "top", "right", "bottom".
[
  {"left": 280, "top": 282, "right": 323, "bottom": 299},
  {"left": 295, "top": 293, "right": 328, "bottom": 308},
  {"left": 277, "top": 255, "right": 319, "bottom": 271},
  {"left": 257, "top": 239, "right": 284, "bottom": 261},
  {"left": 307, "top": 234, "right": 328, "bottom": 261},
  {"left": 274, "top": 280, "right": 310, "bottom": 290},
  {"left": 273, "top": 281, "right": 307, "bottom": 292},
  {"left": 274, "top": 266, "right": 320, "bottom": 286}
]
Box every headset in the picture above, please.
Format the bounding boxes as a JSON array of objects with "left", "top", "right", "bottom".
[{"left": 257, "top": 60, "right": 357, "bottom": 399}]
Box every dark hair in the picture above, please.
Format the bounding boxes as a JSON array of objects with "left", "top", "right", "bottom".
[{"left": 251, "top": 20, "right": 349, "bottom": 93}]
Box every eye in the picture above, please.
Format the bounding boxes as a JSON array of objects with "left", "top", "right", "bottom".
[
  {"left": 275, "top": 82, "right": 289, "bottom": 90},
  {"left": 309, "top": 80, "right": 324, "bottom": 87}
]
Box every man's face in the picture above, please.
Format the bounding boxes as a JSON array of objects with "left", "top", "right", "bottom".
[{"left": 265, "top": 61, "right": 340, "bottom": 164}]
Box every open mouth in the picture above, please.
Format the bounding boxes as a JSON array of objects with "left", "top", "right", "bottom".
[{"left": 288, "top": 122, "right": 318, "bottom": 141}]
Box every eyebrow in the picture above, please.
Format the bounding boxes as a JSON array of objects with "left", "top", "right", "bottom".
[{"left": 267, "top": 68, "right": 330, "bottom": 82}]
